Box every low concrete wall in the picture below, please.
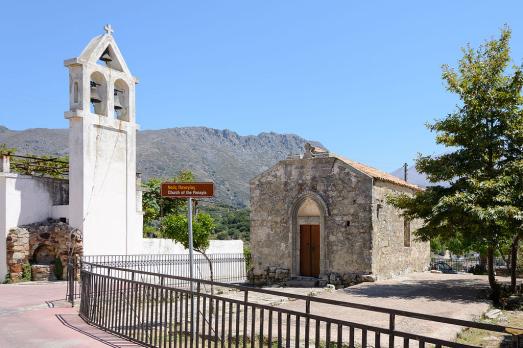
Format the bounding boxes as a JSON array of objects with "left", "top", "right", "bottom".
[
  {"left": 0, "top": 174, "right": 69, "bottom": 280},
  {"left": 51, "top": 205, "right": 69, "bottom": 220},
  {"left": 141, "top": 238, "right": 244, "bottom": 254}
]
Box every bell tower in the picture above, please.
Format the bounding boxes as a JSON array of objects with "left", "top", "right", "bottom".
[{"left": 64, "top": 25, "right": 142, "bottom": 255}]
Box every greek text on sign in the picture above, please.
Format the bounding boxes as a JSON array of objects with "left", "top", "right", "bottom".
[{"left": 160, "top": 182, "right": 214, "bottom": 198}]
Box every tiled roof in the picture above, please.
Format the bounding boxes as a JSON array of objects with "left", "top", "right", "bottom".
[{"left": 333, "top": 155, "right": 421, "bottom": 191}]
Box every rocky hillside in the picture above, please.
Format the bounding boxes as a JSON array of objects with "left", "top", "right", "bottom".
[{"left": 0, "top": 125, "right": 322, "bottom": 207}]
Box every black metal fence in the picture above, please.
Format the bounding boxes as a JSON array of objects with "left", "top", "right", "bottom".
[
  {"left": 82, "top": 254, "right": 247, "bottom": 284},
  {"left": 79, "top": 262, "right": 523, "bottom": 348},
  {"left": 67, "top": 253, "right": 246, "bottom": 304},
  {"left": 430, "top": 257, "right": 507, "bottom": 273}
]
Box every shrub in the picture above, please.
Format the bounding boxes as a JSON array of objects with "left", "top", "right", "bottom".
[
  {"left": 54, "top": 258, "right": 63, "bottom": 280},
  {"left": 22, "top": 263, "right": 31, "bottom": 281},
  {"left": 244, "top": 245, "right": 253, "bottom": 271}
]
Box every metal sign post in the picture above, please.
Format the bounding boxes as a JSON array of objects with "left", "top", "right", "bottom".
[
  {"left": 160, "top": 182, "right": 214, "bottom": 340},
  {"left": 187, "top": 197, "right": 195, "bottom": 337}
]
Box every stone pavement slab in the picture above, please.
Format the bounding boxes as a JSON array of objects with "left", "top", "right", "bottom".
[
  {"left": 0, "top": 281, "right": 143, "bottom": 348},
  {"left": 277, "top": 272, "right": 495, "bottom": 343}
]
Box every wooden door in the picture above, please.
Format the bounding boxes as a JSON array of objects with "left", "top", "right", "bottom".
[{"left": 300, "top": 224, "right": 320, "bottom": 277}]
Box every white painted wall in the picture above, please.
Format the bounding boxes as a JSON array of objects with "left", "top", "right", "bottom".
[
  {"left": 141, "top": 239, "right": 244, "bottom": 254},
  {"left": 51, "top": 205, "right": 69, "bottom": 220},
  {"left": 67, "top": 114, "right": 139, "bottom": 256},
  {"left": 65, "top": 30, "right": 141, "bottom": 257},
  {"left": 102, "top": 239, "right": 246, "bottom": 283},
  {"left": 0, "top": 173, "right": 69, "bottom": 280}
]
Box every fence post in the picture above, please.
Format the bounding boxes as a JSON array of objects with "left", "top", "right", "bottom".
[
  {"left": 389, "top": 313, "right": 395, "bottom": 347},
  {"left": 67, "top": 262, "right": 74, "bottom": 306}
]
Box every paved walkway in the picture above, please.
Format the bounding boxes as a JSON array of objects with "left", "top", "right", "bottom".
[
  {"left": 278, "top": 272, "right": 495, "bottom": 343},
  {"left": 0, "top": 281, "right": 142, "bottom": 348},
  {"left": 0, "top": 273, "right": 510, "bottom": 347}
]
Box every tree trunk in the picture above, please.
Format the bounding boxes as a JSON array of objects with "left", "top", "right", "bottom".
[
  {"left": 200, "top": 251, "right": 214, "bottom": 296},
  {"left": 511, "top": 235, "right": 520, "bottom": 293},
  {"left": 487, "top": 245, "right": 501, "bottom": 306}
]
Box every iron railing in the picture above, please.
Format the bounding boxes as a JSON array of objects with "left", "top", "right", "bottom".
[
  {"left": 82, "top": 253, "right": 247, "bottom": 284},
  {"left": 430, "top": 257, "right": 507, "bottom": 273},
  {"left": 79, "top": 262, "right": 523, "bottom": 348},
  {"left": 67, "top": 253, "right": 247, "bottom": 304}
]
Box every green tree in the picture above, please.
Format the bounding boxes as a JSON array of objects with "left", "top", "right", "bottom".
[
  {"left": 389, "top": 27, "right": 523, "bottom": 305},
  {"left": 162, "top": 212, "right": 217, "bottom": 292},
  {"left": 142, "top": 170, "right": 194, "bottom": 236}
]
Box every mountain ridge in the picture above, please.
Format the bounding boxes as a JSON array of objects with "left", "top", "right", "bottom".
[{"left": 0, "top": 125, "right": 323, "bottom": 207}]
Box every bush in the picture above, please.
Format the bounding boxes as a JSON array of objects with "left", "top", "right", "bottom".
[
  {"left": 244, "top": 245, "right": 253, "bottom": 271},
  {"left": 22, "top": 263, "right": 31, "bottom": 281},
  {"left": 54, "top": 258, "right": 63, "bottom": 280},
  {"left": 3, "top": 273, "right": 11, "bottom": 284}
]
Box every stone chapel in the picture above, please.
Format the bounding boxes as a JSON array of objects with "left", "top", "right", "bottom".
[{"left": 249, "top": 144, "right": 430, "bottom": 286}]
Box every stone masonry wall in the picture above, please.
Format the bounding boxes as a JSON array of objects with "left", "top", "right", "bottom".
[
  {"left": 371, "top": 181, "right": 430, "bottom": 279},
  {"left": 6, "top": 221, "right": 82, "bottom": 282},
  {"left": 250, "top": 157, "right": 374, "bottom": 284}
]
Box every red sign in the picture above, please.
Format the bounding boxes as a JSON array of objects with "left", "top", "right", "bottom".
[{"left": 161, "top": 182, "right": 214, "bottom": 198}]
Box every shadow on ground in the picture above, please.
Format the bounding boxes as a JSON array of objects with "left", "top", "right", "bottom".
[
  {"left": 341, "top": 277, "right": 490, "bottom": 303},
  {"left": 56, "top": 314, "right": 143, "bottom": 347}
]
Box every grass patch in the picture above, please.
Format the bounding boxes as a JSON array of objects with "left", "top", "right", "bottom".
[{"left": 457, "top": 310, "right": 523, "bottom": 347}]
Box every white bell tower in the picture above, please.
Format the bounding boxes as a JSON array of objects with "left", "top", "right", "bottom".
[{"left": 64, "top": 25, "right": 142, "bottom": 255}]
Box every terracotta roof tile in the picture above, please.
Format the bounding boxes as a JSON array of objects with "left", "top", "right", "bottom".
[{"left": 333, "top": 154, "right": 421, "bottom": 191}]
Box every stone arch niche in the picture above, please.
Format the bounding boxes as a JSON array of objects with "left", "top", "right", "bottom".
[
  {"left": 32, "top": 244, "right": 55, "bottom": 265},
  {"left": 113, "top": 78, "right": 129, "bottom": 121},
  {"left": 289, "top": 192, "right": 329, "bottom": 278},
  {"left": 90, "top": 71, "right": 107, "bottom": 116}
]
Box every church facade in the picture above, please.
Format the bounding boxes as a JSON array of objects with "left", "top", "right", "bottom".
[{"left": 249, "top": 145, "right": 430, "bottom": 286}]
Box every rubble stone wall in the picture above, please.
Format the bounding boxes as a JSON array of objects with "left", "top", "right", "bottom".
[
  {"left": 371, "top": 181, "right": 430, "bottom": 279},
  {"left": 249, "top": 155, "right": 431, "bottom": 287},
  {"left": 250, "top": 157, "right": 374, "bottom": 283},
  {"left": 6, "top": 221, "right": 82, "bottom": 282}
]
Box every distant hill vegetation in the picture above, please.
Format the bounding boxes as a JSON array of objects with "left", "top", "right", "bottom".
[{"left": 0, "top": 125, "right": 323, "bottom": 207}]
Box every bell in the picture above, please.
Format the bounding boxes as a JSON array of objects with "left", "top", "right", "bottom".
[
  {"left": 113, "top": 90, "right": 123, "bottom": 110},
  {"left": 90, "top": 81, "right": 102, "bottom": 104},
  {"left": 100, "top": 49, "right": 112, "bottom": 63}
]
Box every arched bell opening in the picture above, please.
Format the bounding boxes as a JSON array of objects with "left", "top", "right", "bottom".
[
  {"left": 113, "top": 79, "right": 129, "bottom": 121},
  {"left": 97, "top": 45, "right": 124, "bottom": 72},
  {"left": 89, "top": 72, "right": 107, "bottom": 116}
]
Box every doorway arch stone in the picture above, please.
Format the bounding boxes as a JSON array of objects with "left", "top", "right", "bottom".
[{"left": 289, "top": 192, "right": 329, "bottom": 277}]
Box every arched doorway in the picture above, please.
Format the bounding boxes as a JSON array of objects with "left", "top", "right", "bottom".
[{"left": 290, "top": 193, "right": 328, "bottom": 278}]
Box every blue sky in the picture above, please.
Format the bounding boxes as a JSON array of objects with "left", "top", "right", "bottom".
[{"left": 1, "top": 1, "right": 522, "bottom": 172}]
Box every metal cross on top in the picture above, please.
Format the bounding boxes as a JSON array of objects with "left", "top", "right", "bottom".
[{"left": 104, "top": 24, "right": 114, "bottom": 35}]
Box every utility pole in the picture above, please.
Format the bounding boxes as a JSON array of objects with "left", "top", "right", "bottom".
[{"left": 403, "top": 163, "right": 408, "bottom": 182}]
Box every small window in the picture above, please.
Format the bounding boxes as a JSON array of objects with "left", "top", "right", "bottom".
[{"left": 404, "top": 218, "right": 411, "bottom": 247}]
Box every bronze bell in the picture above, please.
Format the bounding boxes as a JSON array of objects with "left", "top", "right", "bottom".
[
  {"left": 113, "top": 90, "right": 123, "bottom": 110},
  {"left": 90, "top": 81, "right": 102, "bottom": 104},
  {"left": 100, "top": 49, "right": 112, "bottom": 63}
]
